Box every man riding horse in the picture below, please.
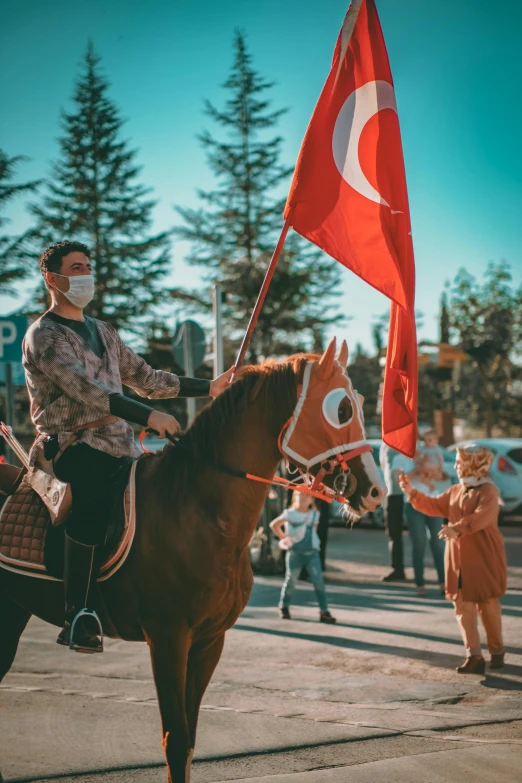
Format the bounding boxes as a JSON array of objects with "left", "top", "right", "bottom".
[{"left": 23, "top": 240, "right": 232, "bottom": 654}]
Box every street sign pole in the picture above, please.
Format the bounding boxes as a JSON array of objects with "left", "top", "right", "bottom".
[
  {"left": 183, "top": 323, "right": 196, "bottom": 426},
  {"left": 4, "top": 363, "right": 15, "bottom": 463},
  {"left": 212, "top": 283, "right": 224, "bottom": 378},
  {"left": 0, "top": 315, "right": 27, "bottom": 465},
  {"left": 173, "top": 319, "right": 206, "bottom": 429}
]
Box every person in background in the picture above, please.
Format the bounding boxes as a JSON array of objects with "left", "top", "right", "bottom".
[
  {"left": 316, "top": 498, "right": 331, "bottom": 571},
  {"left": 392, "top": 445, "right": 448, "bottom": 596},
  {"left": 421, "top": 429, "right": 445, "bottom": 470},
  {"left": 379, "top": 442, "right": 406, "bottom": 582},
  {"left": 270, "top": 492, "right": 336, "bottom": 623},
  {"left": 399, "top": 445, "right": 507, "bottom": 674},
  {"left": 300, "top": 497, "right": 330, "bottom": 579},
  {"left": 416, "top": 429, "right": 446, "bottom": 491}
]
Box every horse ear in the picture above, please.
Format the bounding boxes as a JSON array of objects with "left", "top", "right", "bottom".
[
  {"left": 318, "top": 338, "right": 337, "bottom": 378},
  {"left": 357, "top": 393, "right": 365, "bottom": 406},
  {"left": 337, "top": 339, "right": 349, "bottom": 367}
]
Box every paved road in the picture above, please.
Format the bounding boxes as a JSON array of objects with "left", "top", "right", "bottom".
[{"left": 1, "top": 526, "right": 521, "bottom": 782}]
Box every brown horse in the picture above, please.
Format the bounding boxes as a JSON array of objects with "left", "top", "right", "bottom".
[{"left": 0, "top": 340, "right": 385, "bottom": 782}]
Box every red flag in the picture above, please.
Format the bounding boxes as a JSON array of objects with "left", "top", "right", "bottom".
[{"left": 285, "top": 0, "right": 417, "bottom": 457}]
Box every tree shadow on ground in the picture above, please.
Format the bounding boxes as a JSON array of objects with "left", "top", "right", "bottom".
[
  {"left": 481, "top": 669, "right": 522, "bottom": 691},
  {"left": 499, "top": 593, "right": 522, "bottom": 607},
  {"left": 249, "top": 581, "right": 449, "bottom": 615},
  {"left": 233, "top": 623, "right": 522, "bottom": 690},
  {"left": 234, "top": 622, "right": 461, "bottom": 668},
  {"left": 250, "top": 577, "right": 522, "bottom": 617},
  {"left": 325, "top": 622, "right": 522, "bottom": 657}
]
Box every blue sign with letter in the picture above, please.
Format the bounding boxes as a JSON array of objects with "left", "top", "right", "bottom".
[{"left": 0, "top": 316, "right": 27, "bottom": 364}]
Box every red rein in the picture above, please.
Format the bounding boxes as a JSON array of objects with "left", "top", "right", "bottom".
[
  {"left": 139, "top": 429, "right": 155, "bottom": 455},
  {"left": 139, "top": 427, "right": 372, "bottom": 505}
]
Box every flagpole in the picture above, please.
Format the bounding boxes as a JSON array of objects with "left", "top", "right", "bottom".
[
  {"left": 233, "top": 210, "right": 294, "bottom": 372},
  {"left": 342, "top": 0, "right": 363, "bottom": 43}
]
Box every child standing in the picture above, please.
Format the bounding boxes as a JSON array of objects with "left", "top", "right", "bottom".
[
  {"left": 271, "top": 492, "right": 336, "bottom": 623},
  {"left": 400, "top": 445, "right": 507, "bottom": 674},
  {"left": 416, "top": 429, "right": 446, "bottom": 491}
]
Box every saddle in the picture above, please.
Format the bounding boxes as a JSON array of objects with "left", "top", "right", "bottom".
[{"left": 0, "top": 459, "right": 138, "bottom": 582}]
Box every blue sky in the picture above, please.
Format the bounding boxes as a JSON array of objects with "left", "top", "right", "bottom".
[{"left": 1, "top": 0, "right": 521, "bottom": 352}]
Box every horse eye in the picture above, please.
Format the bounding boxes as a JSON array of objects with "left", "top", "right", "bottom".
[
  {"left": 322, "top": 387, "right": 354, "bottom": 429},
  {"left": 338, "top": 396, "right": 353, "bottom": 425}
]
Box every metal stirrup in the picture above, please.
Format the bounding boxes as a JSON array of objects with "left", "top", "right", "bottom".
[{"left": 70, "top": 608, "right": 104, "bottom": 653}]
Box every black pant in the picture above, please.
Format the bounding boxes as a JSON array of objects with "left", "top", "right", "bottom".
[
  {"left": 55, "top": 443, "right": 128, "bottom": 546},
  {"left": 317, "top": 500, "right": 330, "bottom": 571},
  {"left": 383, "top": 494, "right": 405, "bottom": 573}
]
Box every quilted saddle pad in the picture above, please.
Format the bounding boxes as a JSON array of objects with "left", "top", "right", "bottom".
[{"left": 0, "top": 461, "right": 137, "bottom": 582}]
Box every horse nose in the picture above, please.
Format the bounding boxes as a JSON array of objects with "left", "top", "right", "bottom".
[{"left": 369, "top": 483, "right": 387, "bottom": 507}]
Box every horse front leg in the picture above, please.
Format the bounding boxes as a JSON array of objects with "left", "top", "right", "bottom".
[
  {"left": 144, "top": 621, "right": 192, "bottom": 783},
  {"left": 185, "top": 634, "right": 225, "bottom": 752}
]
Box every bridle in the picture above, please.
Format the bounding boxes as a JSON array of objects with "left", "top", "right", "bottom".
[{"left": 275, "top": 414, "right": 372, "bottom": 502}]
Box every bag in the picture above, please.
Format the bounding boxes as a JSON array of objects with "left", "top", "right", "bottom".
[{"left": 27, "top": 437, "right": 72, "bottom": 526}]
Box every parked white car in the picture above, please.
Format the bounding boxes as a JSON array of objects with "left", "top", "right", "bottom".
[{"left": 447, "top": 438, "right": 522, "bottom": 515}]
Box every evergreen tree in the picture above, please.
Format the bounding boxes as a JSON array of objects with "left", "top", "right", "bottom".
[
  {"left": 448, "top": 261, "right": 521, "bottom": 436},
  {"left": 31, "top": 44, "right": 171, "bottom": 330},
  {"left": 175, "top": 31, "right": 342, "bottom": 362},
  {"left": 439, "top": 289, "right": 450, "bottom": 343},
  {"left": 347, "top": 344, "right": 381, "bottom": 426},
  {"left": 371, "top": 312, "right": 389, "bottom": 358},
  {"left": 0, "top": 150, "right": 40, "bottom": 294}
]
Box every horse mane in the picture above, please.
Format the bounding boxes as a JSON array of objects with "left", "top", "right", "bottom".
[{"left": 159, "top": 353, "right": 316, "bottom": 473}]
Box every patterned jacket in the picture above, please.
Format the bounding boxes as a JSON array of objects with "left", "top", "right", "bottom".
[{"left": 23, "top": 315, "right": 181, "bottom": 458}]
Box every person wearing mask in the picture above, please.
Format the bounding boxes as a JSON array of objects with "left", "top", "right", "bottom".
[
  {"left": 23, "top": 241, "right": 233, "bottom": 653},
  {"left": 399, "top": 445, "right": 507, "bottom": 673},
  {"left": 379, "top": 442, "right": 406, "bottom": 581}
]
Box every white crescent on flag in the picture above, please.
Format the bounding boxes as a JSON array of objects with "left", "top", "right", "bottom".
[{"left": 332, "top": 79, "right": 400, "bottom": 211}]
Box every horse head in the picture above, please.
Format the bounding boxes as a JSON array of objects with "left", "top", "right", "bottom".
[{"left": 281, "top": 338, "right": 386, "bottom": 518}]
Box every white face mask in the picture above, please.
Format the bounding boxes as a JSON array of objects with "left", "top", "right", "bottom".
[{"left": 53, "top": 273, "right": 95, "bottom": 308}]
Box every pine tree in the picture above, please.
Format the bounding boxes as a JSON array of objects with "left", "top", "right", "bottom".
[
  {"left": 439, "top": 289, "right": 450, "bottom": 343},
  {"left": 348, "top": 344, "right": 381, "bottom": 425},
  {"left": 448, "top": 261, "right": 519, "bottom": 436},
  {"left": 31, "top": 43, "right": 171, "bottom": 331},
  {"left": 0, "top": 150, "right": 40, "bottom": 295},
  {"left": 175, "top": 31, "right": 342, "bottom": 362}
]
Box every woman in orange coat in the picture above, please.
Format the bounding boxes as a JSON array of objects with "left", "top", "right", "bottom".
[{"left": 399, "top": 445, "right": 507, "bottom": 675}]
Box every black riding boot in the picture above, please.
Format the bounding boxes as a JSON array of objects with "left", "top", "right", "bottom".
[{"left": 56, "top": 535, "right": 103, "bottom": 654}]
